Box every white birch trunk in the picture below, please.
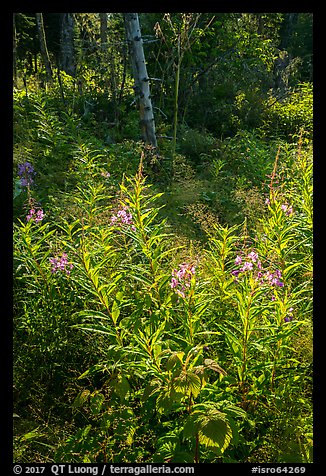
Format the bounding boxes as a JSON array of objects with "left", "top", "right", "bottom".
[{"left": 124, "top": 13, "right": 157, "bottom": 147}]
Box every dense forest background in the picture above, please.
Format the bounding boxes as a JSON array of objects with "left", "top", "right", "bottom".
[{"left": 13, "top": 12, "right": 313, "bottom": 464}]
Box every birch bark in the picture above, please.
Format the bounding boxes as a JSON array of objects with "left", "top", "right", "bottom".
[{"left": 124, "top": 13, "right": 157, "bottom": 147}]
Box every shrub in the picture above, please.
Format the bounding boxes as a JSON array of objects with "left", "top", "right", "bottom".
[
  {"left": 178, "top": 126, "right": 218, "bottom": 165},
  {"left": 261, "top": 83, "right": 313, "bottom": 140}
]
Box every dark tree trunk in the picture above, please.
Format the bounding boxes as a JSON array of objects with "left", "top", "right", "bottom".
[
  {"left": 99, "top": 13, "right": 107, "bottom": 52},
  {"left": 273, "top": 13, "right": 299, "bottom": 95},
  {"left": 100, "top": 12, "right": 117, "bottom": 103},
  {"left": 279, "top": 13, "right": 299, "bottom": 50},
  {"left": 60, "top": 13, "right": 76, "bottom": 77}
]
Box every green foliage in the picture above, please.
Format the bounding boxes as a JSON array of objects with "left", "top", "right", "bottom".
[
  {"left": 262, "top": 83, "right": 313, "bottom": 140},
  {"left": 13, "top": 12, "right": 312, "bottom": 465},
  {"left": 178, "top": 126, "right": 217, "bottom": 164},
  {"left": 13, "top": 134, "right": 312, "bottom": 463},
  {"left": 183, "top": 403, "right": 233, "bottom": 455}
]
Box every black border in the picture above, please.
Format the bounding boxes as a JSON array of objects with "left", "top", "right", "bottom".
[{"left": 5, "top": 5, "right": 320, "bottom": 474}]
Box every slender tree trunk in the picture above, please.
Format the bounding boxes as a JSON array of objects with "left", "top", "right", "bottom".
[
  {"left": 172, "top": 37, "right": 181, "bottom": 160},
  {"left": 99, "top": 13, "right": 107, "bottom": 52},
  {"left": 116, "top": 44, "right": 128, "bottom": 129},
  {"left": 35, "top": 13, "right": 52, "bottom": 82},
  {"left": 273, "top": 13, "right": 299, "bottom": 95},
  {"left": 124, "top": 13, "right": 157, "bottom": 148},
  {"left": 60, "top": 13, "right": 76, "bottom": 77},
  {"left": 279, "top": 13, "right": 299, "bottom": 50},
  {"left": 99, "top": 12, "right": 108, "bottom": 93},
  {"left": 100, "top": 13, "right": 117, "bottom": 104}
]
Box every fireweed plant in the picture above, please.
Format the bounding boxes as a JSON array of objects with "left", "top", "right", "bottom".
[
  {"left": 41, "top": 158, "right": 246, "bottom": 462},
  {"left": 13, "top": 137, "right": 312, "bottom": 462},
  {"left": 14, "top": 161, "right": 47, "bottom": 233},
  {"left": 204, "top": 140, "right": 312, "bottom": 450}
]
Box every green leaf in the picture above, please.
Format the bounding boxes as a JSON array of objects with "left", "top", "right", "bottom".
[
  {"left": 172, "top": 370, "right": 202, "bottom": 398},
  {"left": 223, "top": 327, "right": 242, "bottom": 358},
  {"left": 222, "top": 403, "right": 247, "bottom": 419},
  {"left": 142, "top": 378, "right": 162, "bottom": 401},
  {"left": 198, "top": 414, "right": 232, "bottom": 453},
  {"left": 283, "top": 262, "right": 303, "bottom": 278},
  {"left": 13, "top": 179, "right": 23, "bottom": 199},
  {"left": 73, "top": 389, "right": 91, "bottom": 408},
  {"left": 19, "top": 427, "right": 45, "bottom": 442},
  {"left": 156, "top": 389, "right": 176, "bottom": 414},
  {"left": 166, "top": 351, "right": 184, "bottom": 371},
  {"left": 89, "top": 392, "right": 105, "bottom": 414},
  {"left": 72, "top": 323, "right": 116, "bottom": 339},
  {"left": 115, "top": 291, "right": 124, "bottom": 302},
  {"left": 184, "top": 404, "right": 233, "bottom": 454},
  {"left": 111, "top": 300, "right": 120, "bottom": 325},
  {"left": 74, "top": 310, "right": 111, "bottom": 322},
  {"left": 110, "top": 374, "right": 131, "bottom": 401}
]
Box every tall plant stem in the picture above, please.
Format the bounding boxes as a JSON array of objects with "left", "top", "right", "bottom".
[
  {"left": 25, "top": 239, "right": 53, "bottom": 299},
  {"left": 270, "top": 337, "right": 282, "bottom": 392},
  {"left": 184, "top": 296, "right": 195, "bottom": 346},
  {"left": 35, "top": 13, "right": 53, "bottom": 83},
  {"left": 268, "top": 145, "right": 281, "bottom": 201},
  {"left": 80, "top": 221, "right": 122, "bottom": 346},
  {"left": 239, "top": 292, "right": 253, "bottom": 391},
  {"left": 194, "top": 432, "right": 199, "bottom": 463},
  {"left": 132, "top": 159, "right": 162, "bottom": 310}
]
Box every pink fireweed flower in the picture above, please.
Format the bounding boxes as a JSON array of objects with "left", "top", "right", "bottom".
[
  {"left": 35, "top": 209, "right": 45, "bottom": 222},
  {"left": 170, "top": 277, "right": 178, "bottom": 289},
  {"left": 110, "top": 206, "right": 136, "bottom": 231},
  {"left": 281, "top": 204, "right": 294, "bottom": 216},
  {"left": 235, "top": 255, "right": 242, "bottom": 265},
  {"left": 264, "top": 269, "right": 284, "bottom": 287},
  {"left": 176, "top": 289, "right": 186, "bottom": 299},
  {"left": 49, "top": 253, "right": 73, "bottom": 275},
  {"left": 171, "top": 262, "right": 196, "bottom": 298},
  {"left": 247, "top": 251, "right": 258, "bottom": 262},
  {"left": 232, "top": 250, "right": 259, "bottom": 281},
  {"left": 241, "top": 261, "right": 254, "bottom": 272},
  {"left": 26, "top": 208, "right": 45, "bottom": 223},
  {"left": 26, "top": 209, "right": 35, "bottom": 221},
  {"left": 232, "top": 248, "right": 285, "bottom": 290}
]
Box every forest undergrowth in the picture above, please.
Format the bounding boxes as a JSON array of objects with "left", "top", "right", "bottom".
[{"left": 13, "top": 74, "right": 313, "bottom": 464}]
